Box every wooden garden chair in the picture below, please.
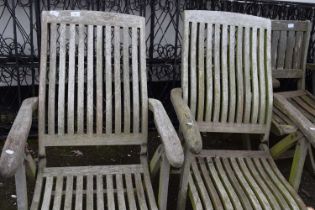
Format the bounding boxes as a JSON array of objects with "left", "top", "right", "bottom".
[
  {"left": 270, "top": 20, "right": 315, "bottom": 190},
  {"left": 171, "top": 11, "right": 307, "bottom": 210},
  {"left": 0, "top": 11, "right": 184, "bottom": 210}
]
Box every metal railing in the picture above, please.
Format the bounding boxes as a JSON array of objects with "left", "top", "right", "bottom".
[{"left": 1, "top": 0, "right": 315, "bottom": 131}]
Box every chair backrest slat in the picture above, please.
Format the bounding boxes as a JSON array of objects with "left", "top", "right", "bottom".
[
  {"left": 182, "top": 11, "right": 272, "bottom": 136},
  {"left": 58, "top": 23, "right": 66, "bottom": 135},
  {"left": 271, "top": 20, "right": 311, "bottom": 89},
  {"left": 228, "top": 25, "right": 236, "bottom": 123},
  {"left": 38, "top": 11, "right": 147, "bottom": 155},
  {"left": 68, "top": 24, "right": 76, "bottom": 134}
]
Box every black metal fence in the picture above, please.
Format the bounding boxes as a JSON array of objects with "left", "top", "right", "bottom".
[{"left": 1, "top": 0, "right": 315, "bottom": 126}]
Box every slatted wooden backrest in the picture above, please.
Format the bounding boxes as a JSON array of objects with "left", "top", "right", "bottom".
[
  {"left": 271, "top": 20, "right": 311, "bottom": 89},
  {"left": 38, "top": 11, "right": 147, "bottom": 155},
  {"left": 182, "top": 11, "right": 273, "bottom": 137}
]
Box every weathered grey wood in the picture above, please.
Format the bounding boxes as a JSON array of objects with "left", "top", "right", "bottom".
[
  {"left": 140, "top": 156, "right": 159, "bottom": 210},
  {"left": 188, "top": 175, "right": 203, "bottom": 210},
  {"left": 150, "top": 145, "right": 162, "bottom": 177},
  {"left": 171, "top": 88, "right": 202, "bottom": 153},
  {"left": 258, "top": 28, "right": 267, "bottom": 124},
  {"left": 236, "top": 25, "right": 244, "bottom": 123},
  {"left": 114, "top": 26, "right": 122, "bottom": 133},
  {"left": 190, "top": 22, "right": 197, "bottom": 118},
  {"left": 221, "top": 24, "right": 228, "bottom": 123},
  {"left": 274, "top": 93, "right": 315, "bottom": 147},
  {"left": 197, "top": 122, "right": 267, "bottom": 134},
  {"left": 38, "top": 14, "right": 48, "bottom": 141},
  {"left": 272, "top": 20, "right": 310, "bottom": 31},
  {"left": 206, "top": 157, "right": 233, "bottom": 209},
  {"left": 132, "top": 27, "right": 140, "bottom": 133},
  {"left": 277, "top": 30, "right": 287, "bottom": 69},
  {"left": 251, "top": 27, "right": 259, "bottom": 124},
  {"left": 48, "top": 23, "right": 57, "bottom": 135},
  {"left": 158, "top": 153, "right": 170, "bottom": 210},
  {"left": 77, "top": 24, "right": 85, "bottom": 134},
  {"left": 106, "top": 174, "right": 115, "bottom": 209},
  {"left": 41, "top": 176, "right": 53, "bottom": 210},
  {"left": 96, "top": 175, "right": 104, "bottom": 210},
  {"left": 149, "top": 98, "right": 184, "bottom": 167},
  {"left": 96, "top": 25, "right": 103, "bottom": 134},
  {"left": 30, "top": 174, "right": 43, "bottom": 210},
  {"left": 15, "top": 163, "right": 28, "bottom": 210},
  {"left": 272, "top": 69, "right": 304, "bottom": 78},
  {"left": 1, "top": 11, "right": 183, "bottom": 210},
  {"left": 68, "top": 24, "right": 76, "bottom": 134},
  {"left": 116, "top": 174, "right": 126, "bottom": 210},
  {"left": 228, "top": 25, "right": 236, "bottom": 123},
  {"left": 205, "top": 23, "right": 213, "bottom": 122},
  {"left": 191, "top": 160, "right": 213, "bottom": 208},
  {"left": 237, "top": 158, "right": 271, "bottom": 209},
  {"left": 265, "top": 159, "right": 306, "bottom": 209},
  {"left": 135, "top": 173, "right": 148, "bottom": 210},
  {"left": 44, "top": 10, "right": 144, "bottom": 27},
  {"left": 243, "top": 27, "right": 251, "bottom": 124},
  {"left": 300, "top": 23, "right": 312, "bottom": 89},
  {"left": 272, "top": 30, "right": 280, "bottom": 70},
  {"left": 253, "top": 158, "right": 290, "bottom": 209},
  {"left": 197, "top": 22, "right": 205, "bottom": 121},
  {"left": 213, "top": 23, "right": 221, "bottom": 123},
  {"left": 86, "top": 175, "right": 94, "bottom": 209},
  {"left": 57, "top": 23, "right": 66, "bottom": 135},
  {"left": 175, "top": 11, "right": 307, "bottom": 210},
  {"left": 105, "top": 25, "right": 112, "bottom": 134},
  {"left": 125, "top": 173, "right": 137, "bottom": 210},
  {"left": 87, "top": 24, "right": 94, "bottom": 134},
  {"left": 75, "top": 175, "right": 83, "bottom": 210},
  {"left": 52, "top": 176, "right": 63, "bottom": 210},
  {"left": 42, "top": 133, "right": 146, "bottom": 146},
  {"left": 285, "top": 30, "right": 295, "bottom": 69},
  {"left": 197, "top": 158, "right": 223, "bottom": 209},
  {"left": 0, "top": 97, "right": 38, "bottom": 177},
  {"left": 289, "top": 138, "right": 308, "bottom": 190},
  {"left": 64, "top": 176, "right": 73, "bottom": 209},
  {"left": 177, "top": 147, "right": 193, "bottom": 210},
  {"left": 123, "top": 27, "right": 131, "bottom": 133},
  {"left": 244, "top": 158, "right": 281, "bottom": 209},
  {"left": 139, "top": 24, "right": 148, "bottom": 136}
]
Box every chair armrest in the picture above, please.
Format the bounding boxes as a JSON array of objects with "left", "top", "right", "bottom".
[
  {"left": 148, "top": 98, "right": 184, "bottom": 168},
  {"left": 274, "top": 94, "right": 315, "bottom": 147},
  {"left": 0, "top": 97, "right": 38, "bottom": 177},
  {"left": 170, "top": 88, "right": 202, "bottom": 154}
]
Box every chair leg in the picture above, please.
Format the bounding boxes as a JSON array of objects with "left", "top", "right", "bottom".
[
  {"left": 15, "top": 161, "right": 28, "bottom": 210},
  {"left": 177, "top": 147, "right": 192, "bottom": 210},
  {"left": 158, "top": 151, "right": 170, "bottom": 210},
  {"left": 289, "top": 138, "right": 308, "bottom": 190},
  {"left": 150, "top": 145, "right": 162, "bottom": 178},
  {"left": 307, "top": 144, "right": 315, "bottom": 175},
  {"left": 270, "top": 133, "right": 298, "bottom": 159}
]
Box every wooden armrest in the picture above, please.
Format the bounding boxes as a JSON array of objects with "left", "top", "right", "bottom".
[
  {"left": 274, "top": 94, "right": 315, "bottom": 147},
  {"left": 306, "top": 63, "right": 315, "bottom": 71},
  {"left": 148, "top": 98, "right": 184, "bottom": 168},
  {"left": 170, "top": 88, "right": 202, "bottom": 154},
  {"left": 0, "top": 97, "right": 38, "bottom": 177}
]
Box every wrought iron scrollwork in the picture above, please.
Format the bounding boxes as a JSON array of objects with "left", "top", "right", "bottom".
[{"left": 1, "top": 0, "right": 315, "bottom": 112}]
